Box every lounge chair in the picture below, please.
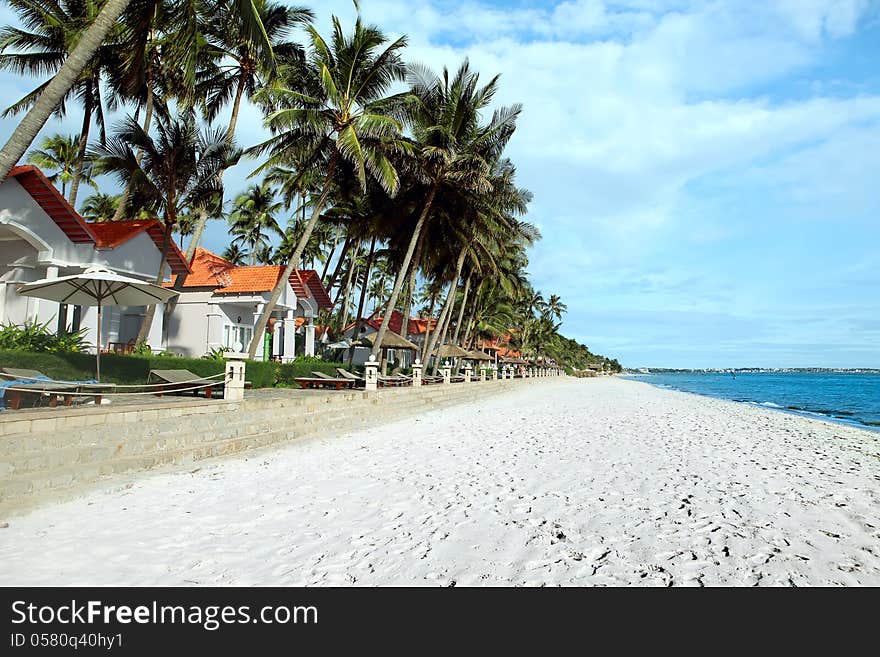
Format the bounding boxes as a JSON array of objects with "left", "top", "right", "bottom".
[
  {"left": 336, "top": 368, "right": 366, "bottom": 387},
  {"left": 148, "top": 369, "right": 226, "bottom": 398},
  {"left": 0, "top": 368, "right": 113, "bottom": 409},
  {"left": 294, "top": 373, "right": 357, "bottom": 391}
]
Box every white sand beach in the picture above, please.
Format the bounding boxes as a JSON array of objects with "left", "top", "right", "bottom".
[{"left": 1, "top": 377, "right": 878, "bottom": 587}]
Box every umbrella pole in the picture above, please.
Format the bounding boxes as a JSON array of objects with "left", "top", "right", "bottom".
[{"left": 96, "top": 300, "right": 102, "bottom": 382}]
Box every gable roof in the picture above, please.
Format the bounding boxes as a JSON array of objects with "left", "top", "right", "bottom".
[
  {"left": 173, "top": 248, "right": 330, "bottom": 299},
  {"left": 289, "top": 269, "right": 333, "bottom": 310},
  {"left": 7, "top": 166, "right": 189, "bottom": 274},
  {"left": 345, "top": 311, "right": 437, "bottom": 337},
  {"left": 88, "top": 220, "right": 190, "bottom": 275},
  {"left": 9, "top": 165, "right": 95, "bottom": 243}
]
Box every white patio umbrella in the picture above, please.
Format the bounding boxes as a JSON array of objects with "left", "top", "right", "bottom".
[{"left": 17, "top": 266, "right": 179, "bottom": 381}]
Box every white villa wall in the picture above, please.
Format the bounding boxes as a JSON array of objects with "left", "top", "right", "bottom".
[{"left": 0, "top": 178, "right": 171, "bottom": 353}]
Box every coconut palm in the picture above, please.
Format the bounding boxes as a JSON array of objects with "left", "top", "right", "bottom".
[
  {"left": 244, "top": 16, "right": 410, "bottom": 359},
  {"left": 80, "top": 192, "right": 120, "bottom": 221},
  {"left": 0, "top": 0, "right": 271, "bottom": 182},
  {"left": 370, "top": 60, "right": 522, "bottom": 359},
  {"left": 26, "top": 134, "right": 88, "bottom": 197},
  {"left": 228, "top": 182, "right": 284, "bottom": 264},
  {"left": 0, "top": 0, "right": 122, "bottom": 205},
  {"left": 90, "top": 112, "right": 233, "bottom": 343},
  {"left": 222, "top": 242, "right": 248, "bottom": 265},
  {"left": 173, "top": 2, "right": 313, "bottom": 258}
]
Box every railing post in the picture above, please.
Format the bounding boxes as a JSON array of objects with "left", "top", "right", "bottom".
[
  {"left": 412, "top": 358, "right": 423, "bottom": 386},
  {"left": 223, "top": 351, "right": 247, "bottom": 401},
  {"left": 441, "top": 360, "right": 452, "bottom": 385},
  {"left": 491, "top": 364, "right": 498, "bottom": 381},
  {"left": 463, "top": 362, "right": 473, "bottom": 383},
  {"left": 479, "top": 365, "right": 486, "bottom": 382},
  {"left": 365, "top": 354, "right": 379, "bottom": 391}
]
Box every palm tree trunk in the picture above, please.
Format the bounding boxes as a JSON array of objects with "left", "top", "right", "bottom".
[
  {"left": 369, "top": 182, "right": 438, "bottom": 358},
  {"left": 68, "top": 85, "right": 94, "bottom": 207},
  {"left": 452, "top": 273, "right": 471, "bottom": 346},
  {"left": 0, "top": 0, "right": 132, "bottom": 182},
  {"left": 399, "top": 230, "right": 425, "bottom": 341},
  {"left": 451, "top": 273, "right": 472, "bottom": 374},
  {"left": 335, "top": 239, "right": 360, "bottom": 332},
  {"left": 326, "top": 233, "right": 354, "bottom": 292},
  {"left": 226, "top": 75, "right": 246, "bottom": 143},
  {"left": 246, "top": 157, "right": 338, "bottom": 359},
  {"left": 347, "top": 236, "right": 376, "bottom": 367},
  {"left": 425, "top": 248, "right": 467, "bottom": 374},
  {"left": 419, "top": 291, "right": 438, "bottom": 362}
]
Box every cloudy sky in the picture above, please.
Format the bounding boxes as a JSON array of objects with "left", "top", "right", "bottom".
[{"left": 2, "top": 0, "right": 879, "bottom": 368}]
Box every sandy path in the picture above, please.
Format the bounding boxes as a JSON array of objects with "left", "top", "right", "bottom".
[{"left": 1, "top": 377, "right": 878, "bottom": 586}]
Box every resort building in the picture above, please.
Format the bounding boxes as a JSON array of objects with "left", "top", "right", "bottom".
[
  {"left": 0, "top": 165, "right": 188, "bottom": 351},
  {"left": 164, "top": 248, "right": 332, "bottom": 361},
  {"left": 341, "top": 310, "right": 437, "bottom": 366}
]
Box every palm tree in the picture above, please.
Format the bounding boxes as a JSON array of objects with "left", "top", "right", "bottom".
[
  {"left": 244, "top": 16, "right": 410, "bottom": 359},
  {"left": 26, "top": 134, "right": 83, "bottom": 197},
  {"left": 0, "top": 0, "right": 121, "bottom": 205},
  {"left": 0, "top": 0, "right": 271, "bottom": 182},
  {"left": 228, "top": 182, "right": 284, "bottom": 264},
  {"left": 370, "top": 61, "right": 521, "bottom": 358},
  {"left": 80, "top": 192, "right": 120, "bottom": 221},
  {"left": 176, "top": 1, "right": 313, "bottom": 258},
  {"left": 90, "top": 112, "right": 232, "bottom": 343},
  {"left": 544, "top": 294, "right": 567, "bottom": 322},
  {"left": 222, "top": 243, "right": 248, "bottom": 265}
]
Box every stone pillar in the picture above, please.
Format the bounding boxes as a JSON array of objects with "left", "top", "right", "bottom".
[
  {"left": 463, "top": 362, "right": 473, "bottom": 383},
  {"left": 480, "top": 366, "right": 486, "bottom": 382},
  {"left": 412, "top": 358, "right": 423, "bottom": 386},
  {"left": 365, "top": 354, "right": 379, "bottom": 391},
  {"left": 282, "top": 310, "right": 296, "bottom": 363},
  {"left": 305, "top": 317, "right": 316, "bottom": 357},
  {"left": 224, "top": 352, "right": 247, "bottom": 401},
  {"left": 441, "top": 360, "right": 452, "bottom": 385},
  {"left": 491, "top": 364, "right": 498, "bottom": 381}
]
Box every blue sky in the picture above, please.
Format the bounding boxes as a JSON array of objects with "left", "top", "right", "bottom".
[{"left": 1, "top": 0, "right": 879, "bottom": 368}]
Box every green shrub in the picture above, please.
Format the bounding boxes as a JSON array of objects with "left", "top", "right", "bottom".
[
  {"left": 0, "top": 320, "right": 88, "bottom": 353},
  {"left": 0, "top": 350, "right": 277, "bottom": 388}
]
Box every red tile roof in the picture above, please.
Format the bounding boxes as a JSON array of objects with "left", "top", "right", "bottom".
[
  {"left": 345, "top": 311, "right": 437, "bottom": 336},
  {"left": 8, "top": 166, "right": 189, "bottom": 275},
  {"left": 9, "top": 165, "right": 95, "bottom": 243},
  {"left": 289, "top": 269, "right": 333, "bottom": 310},
  {"left": 88, "top": 220, "right": 190, "bottom": 275}
]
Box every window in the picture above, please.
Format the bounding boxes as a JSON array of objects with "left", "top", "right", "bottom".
[{"left": 223, "top": 323, "right": 252, "bottom": 350}]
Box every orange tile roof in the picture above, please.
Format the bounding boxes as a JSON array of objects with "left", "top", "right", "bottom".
[
  {"left": 173, "top": 248, "right": 333, "bottom": 297},
  {"left": 8, "top": 166, "right": 189, "bottom": 275},
  {"left": 9, "top": 165, "right": 95, "bottom": 243},
  {"left": 289, "top": 269, "right": 333, "bottom": 310},
  {"left": 88, "top": 220, "right": 190, "bottom": 275}
]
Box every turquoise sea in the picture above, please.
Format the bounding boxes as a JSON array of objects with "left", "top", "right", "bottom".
[{"left": 624, "top": 372, "right": 880, "bottom": 431}]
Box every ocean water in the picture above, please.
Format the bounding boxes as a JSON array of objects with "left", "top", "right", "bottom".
[{"left": 624, "top": 372, "right": 880, "bottom": 431}]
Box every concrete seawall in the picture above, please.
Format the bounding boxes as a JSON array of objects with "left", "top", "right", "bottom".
[{"left": 0, "top": 377, "right": 545, "bottom": 518}]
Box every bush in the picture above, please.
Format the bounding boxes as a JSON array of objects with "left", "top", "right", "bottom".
[
  {"left": 0, "top": 350, "right": 277, "bottom": 388},
  {"left": 0, "top": 320, "right": 88, "bottom": 353}
]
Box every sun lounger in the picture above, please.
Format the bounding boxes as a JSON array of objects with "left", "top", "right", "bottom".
[
  {"left": 148, "top": 369, "right": 226, "bottom": 398},
  {"left": 0, "top": 368, "right": 113, "bottom": 409},
  {"left": 295, "top": 376, "right": 356, "bottom": 391}
]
